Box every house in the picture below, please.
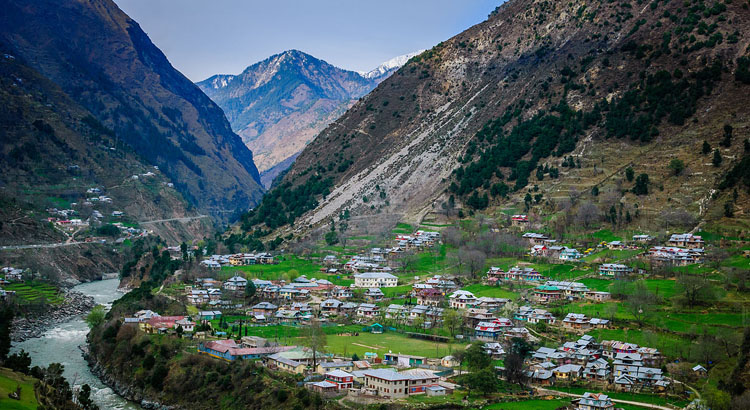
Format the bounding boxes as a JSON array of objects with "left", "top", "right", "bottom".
[
  {"left": 306, "top": 381, "right": 338, "bottom": 395},
  {"left": 552, "top": 364, "right": 582, "bottom": 381},
  {"left": 198, "top": 311, "right": 222, "bottom": 321},
  {"left": 199, "top": 340, "right": 294, "bottom": 361},
  {"left": 320, "top": 299, "right": 343, "bottom": 314},
  {"left": 188, "top": 290, "right": 209, "bottom": 305},
  {"left": 504, "top": 327, "right": 531, "bottom": 340},
  {"left": 362, "top": 369, "right": 439, "bottom": 398},
  {"left": 356, "top": 303, "right": 379, "bottom": 318},
  {"left": 175, "top": 318, "right": 195, "bottom": 332},
  {"left": 383, "top": 353, "right": 426, "bottom": 367},
  {"left": 364, "top": 288, "right": 385, "bottom": 302},
  {"left": 577, "top": 392, "right": 614, "bottom": 410},
  {"left": 323, "top": 255, "right": 338, "bottom": 266},
  {"left": 583, "top": 359, "right": 611, "bottom": 381},
  {"left": 1, "top": 267, "right": 23, "bottom": 281},
  {"left": 599, "top": 264, "right": 633, "bottom": 277},
  {"left": 523, "top": 232, "right": 549, "bottom": 245},
  {"left": 514, "top": 306, "right": 556, "bottom": 324},
  {"left": 563, "top": 313, "right": 608, "bottom": 331},
  {"left": 330, "top": 286, "right": 353, "bottom": 299},
  {"left": 475, "top": 320, "right": 510, "bottom": 341},
  {"left": 141, "top": 316, "right": 186, "bottom": 334},
  {"left": 632, "top": 234, "right": 653, "bottom": 243},
  {"left": 475, "top": 297, "right": 509, "bottom": 311},
  {"left": 441, "top": 355, "right": 460, "bottom": 367},
  {"left": 527, "top": 369, "right": 555, "bottom": 386},
  {"left": 607, "top": 241, "right": 626, "bottom": 250},
  {"left": 586, "top": 291, "right": 612, "bottom": 302},
  {"left": 353, "top": 272, "right": 398, "bottom": 288},
  {"left": 224, "top": 275, "right": 248, "bottom": 291},
  {"left": 448, "top": 290, "right": 477, "bottom": 308},
  {"left": 324, "top": 370, "right": 354, "bottom": 389},
  {"left": 317, "top": 361, "right": 354, "bottom": 374},
  {"left": 667, "top": 233, "right": 705, "bottom": 249},
  {"left": 340, "top": 302, "right": 358, "bottom": 316},
  {"left": 483, "top": 343, "right": 506, "bottom": 359},
  {"left": 559, "top": 247, "right": 583, "bottom": 261},
  {"left": 533, "top": 285, "right": 562, "bottom": 303},
  {"left": 503, "top": 266, "right": 544, "bottom": 282},
  {"left": 416, "top": 288, "right": 444, "bottom": 306},
  {"left": 692, "top": 364, "right": 708, "bottom": 376},
  {"left": 385, "top": 304, "right": 408, "bottom": 320},
  {"left": 267, "top": 353, "right": 306, "bottom": 374},
  {"left": 251, "top": 302, "right": 278, "bottom": 316},
  {"left": 511, "top": 214, "right": 529, "bottom": 226}
]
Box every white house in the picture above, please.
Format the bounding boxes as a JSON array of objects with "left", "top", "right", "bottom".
[{"left": 353, "top": 272, "right": 398, "bottom": 288}]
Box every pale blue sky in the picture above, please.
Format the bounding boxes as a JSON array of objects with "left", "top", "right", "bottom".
[{"left": 113, "top": 0, "right": 502, "bottom": 81}]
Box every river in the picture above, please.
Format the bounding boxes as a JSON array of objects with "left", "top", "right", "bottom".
[{"left": 11, "top": 279, "right": 138, "bottom": 409}]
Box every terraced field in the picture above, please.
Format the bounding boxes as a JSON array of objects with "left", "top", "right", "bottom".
[{"left": 4, "top": 282, "right": 64, "bottom": 304}]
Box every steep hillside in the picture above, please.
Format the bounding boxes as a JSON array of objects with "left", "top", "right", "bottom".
[
  {"left": 238, "top": 0, "right": 750, "bottom": 244},
  {"left": 0, "top": 48, "right": 212, "bottom": 283},
  {"left": 0, "top": 0, "right": 264, "bottom": 221},
  {"left": 198, "top": 50, "right": 417, "bottom": 186}
]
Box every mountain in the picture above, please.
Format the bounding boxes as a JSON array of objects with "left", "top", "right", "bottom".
[
  {"left": 360, "top": 50, "right": 425, "bottom": 80},
  {"left": 0, "top": 0, "right": 264, "bottom": 222},
  {"left": 0, "top": 52, "right": 210, "bottom": 283},
  {"left": 197, "top": 50, "right": 417, "bottom": 187},
  {"left": 237, "top": 0, "right": 750, "bottom": 243}
]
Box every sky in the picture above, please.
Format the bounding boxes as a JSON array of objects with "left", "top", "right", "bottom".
[{"left": 113, "top": 0, "right": 502, "bottom": 82}]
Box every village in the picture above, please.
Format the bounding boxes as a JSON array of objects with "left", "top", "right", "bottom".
[{"left": 89, "top": 217, "right": 732, "bottom": 410}]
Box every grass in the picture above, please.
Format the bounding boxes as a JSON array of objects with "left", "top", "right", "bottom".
[
  {"left": 462, "top": 284, "right": 522, "bottom": 299},
  {"left": 392, "top": 223, "right": 413, "bottom": 234},
  {"left": 381, "top": 285, "right": 415, "bottom": 298},
  {"left": 221, "top": 256, "right": 353, "bottom": 286},
  {"left": 0, "top": 368, "right": 39, "bottom": 410},
  {"left": 4, "top": 282, "right": 64, "bottom": 305},
  {"left": 546, "top": 386, "right": 690, "bottom": 407},
  {"left": 484, "top": 399, "right": 569, "bottom": 410},
  {"left": 321, "top": 330, "right": 466, "bottom": 359}
]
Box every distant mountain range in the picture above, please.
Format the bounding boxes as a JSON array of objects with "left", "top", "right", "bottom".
[{"left": 198, "top": 50, "right": 421, "bottom": 187}]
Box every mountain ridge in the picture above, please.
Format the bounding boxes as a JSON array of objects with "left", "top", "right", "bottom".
[
  {"left": 0, "top": 0, "right": 264, "bottom": 222},
  {"left": 197, "top": 50, "right": 418, "bottom": 185}
]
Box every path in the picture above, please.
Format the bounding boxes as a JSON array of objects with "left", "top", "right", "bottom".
[
  {"left": 139, "top": 215, "right": 209, "bottom": 224},
  {"left": 536, "top": 387, "right": 680, "bottom": 410},
  {"left": 0, "top": 241, "right": 95, "bottom": 250}
]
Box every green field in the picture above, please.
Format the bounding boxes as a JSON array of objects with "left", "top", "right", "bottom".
[
  {"left": 0, "top": 368, "right": 38, "bottom": 410},
  {"left": 546, "top": 386, "right": 690, "bottom": 408},
  {"left": 484, "top": 399, "right": 569, "bottom": 410},
  {"left": 220, "top": 256, "right": 353, "bottom": 286},
  {"left": 462, "top": 284, "right": 522, "bottom": 299},
  {"left": 321, "top": 330, "right": 466, "bottom": 359},
  {"left": 4, "top": 282, "right": 64, "bottom": 304}
]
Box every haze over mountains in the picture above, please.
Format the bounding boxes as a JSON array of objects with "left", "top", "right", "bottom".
[{"left": 198, "top": 50, "right": 421, "bottom": 187}]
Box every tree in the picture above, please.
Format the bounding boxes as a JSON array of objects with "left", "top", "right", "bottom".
[
  {"left": 442, "top": 308, "right": 462, "bottom": 338},
  {"left": 675, "top": 274, "right": 719, "bottom": 308},
  {"left": 668, "top": 159, "right": 685, "bottom": 176},
  {"left": 713, "top": 149, "right": 723, "bottom": 167},
  {"left": 176, "top": 324, "right": 184, "bottom": 338},
  {"left": 77, "top": 384, "right": 99, "bottom": 410},
  {"left": 625, "top": 166, "right": 635, "bottom": 182},
  {"left": 85, "top": 305, "right": 106, "bottom": 329},
  {"left": 465, "top": 342, "right": 491, "bottom": 371},
  {"left": 591, "top": 186, "right": 599, "bottom": 196},
  {"left": 626, "top": 280, "right": 658, "bottom": 327},
  {"left": 245, "top": 280, "right": 256, "bottom": 299},
  {"left": 0, "top": 307, "right": 13, "bottom": 361},
  {"left": 324, "top": 220, "right": 339, "bottom": 245},
  {"left": 464, "top": 249, "right": 487, "bottom": 280},
  {"left": 180, "top": 242, "right": 188, "bottom": 261},
  {"left": 5, "top": 349, "right": 31, "bottom": 374},
  {"left": 702, "top": 140, "right": 712, "bottom": 154},
  {"left": 300, "top": 321, "right": 327, "bottom": 371},
  {"left": 351, "top": 353, "right": 360, "bottom": 361},
  {"left": 463, "top": 366, "right": 498, "bottom": 396},
  {"left": 576, "top": 201, "right": 600, "bottom": 229},
  {"left": 633, "top": 173, "right": 649, "bottom": 195},
  {"left": 720, "top": 124, "right": 733, "bottom": 147}
]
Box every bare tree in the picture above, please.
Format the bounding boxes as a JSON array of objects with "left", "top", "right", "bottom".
[
  {"left": 576, "top": 201, "right": 601, "bottom": 229},
  {"left": 464, "top": 249, "right": 487, "bottom": 280},
  {"left": 300, "top": 320, "right": 327, "bottom": 371},
  {"left": 442, "top": 227, "right": 463, "bottom": 247}
]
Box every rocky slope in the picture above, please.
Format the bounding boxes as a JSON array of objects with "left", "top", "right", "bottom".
[
  {"left": 198, "top": 50, "right": 418, "bottom": 186},
  {"left": 0, "top": 0, "right": 264, "bottom": 221},
  {"left": 0, "top": 43, "right": 210, "bottom": 283},
  {"left": 239, "top": 0, "right": 750, "bottom": 241}
]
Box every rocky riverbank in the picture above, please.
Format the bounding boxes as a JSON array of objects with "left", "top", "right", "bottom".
[
  {"left": 11, "top": 289, "right": 96, "bottom": 342},
  {"left": 83, "top": 345, "right": 179, "bottom": 410}
]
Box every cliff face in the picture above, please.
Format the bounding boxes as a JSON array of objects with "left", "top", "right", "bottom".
[
  {"left": 0, "top": 0, "right": 264, "bottom": 221},
  {"left": 241, "top": 0, "right": 749, "bottom": 239}
]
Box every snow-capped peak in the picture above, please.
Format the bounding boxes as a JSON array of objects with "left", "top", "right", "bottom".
[{"left": 360, "top": 50, "right": 425, "bottom": 79}]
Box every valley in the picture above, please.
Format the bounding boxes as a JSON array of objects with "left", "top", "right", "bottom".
[{"left": 1, "top": 0, "right": 750, "bottom": 409}]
